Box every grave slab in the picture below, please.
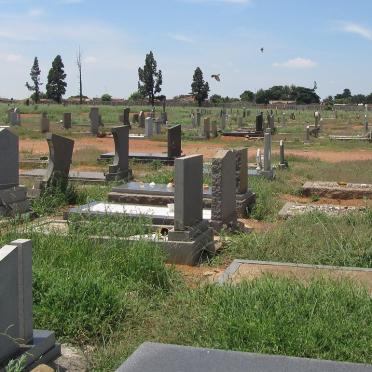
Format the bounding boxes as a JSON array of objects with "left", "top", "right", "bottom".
[
  {"left": 116, "top": 342, "right": 372, "bottom": 372},
  {"left": 302, "top": 181, "right": 372, "bottom": 199}
]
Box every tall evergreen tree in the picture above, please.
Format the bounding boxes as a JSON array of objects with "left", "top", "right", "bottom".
[
  {"left": 25, "top": 57, "right": 42, "bottom": 103},
  {"left": 138, "top": 51, "right": 162, "bottom": 105},
  {"left": 191, "top": 67, "right": 209, "bottom": 107},
  {"left": 46, "top": 55, "right": 67, "bottom": 103}
]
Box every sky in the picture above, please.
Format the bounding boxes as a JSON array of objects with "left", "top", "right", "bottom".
[{"left": 0, "top": 0, "right": 372, "bottom": 100}]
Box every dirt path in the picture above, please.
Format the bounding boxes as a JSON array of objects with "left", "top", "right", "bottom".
[{"left": 20, "top": 137, "right": 372, "bottom": 163}]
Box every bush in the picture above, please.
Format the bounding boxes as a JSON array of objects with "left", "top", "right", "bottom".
[{"left": 101, "top": 94, "right": 112, "bottom": 102}]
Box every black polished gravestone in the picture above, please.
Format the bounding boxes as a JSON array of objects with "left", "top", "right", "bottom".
[
  {"left": 222, "top": 113, "right": 265, "bottom": 138},
  {"left": 43, "top": 133, "right": 74, "bottom": 189},
  {"left": 99, "top": 124, "right": 183, "bottom": 165},
  {"left": 116, "top": 343, "right": 372, "bottom": 372},
  {"left": 105, "top": 126, "right": 132, "bottom": 181}
]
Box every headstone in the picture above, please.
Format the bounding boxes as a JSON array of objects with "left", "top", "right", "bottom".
[
  {"left": 364, "top": 114, "right": 369, "bottom": 134},
  {"left": 145, "top": 117, "right": 153, "bottom": 138},
  {"left": 233, "top": 148, "right": 248, "bottom": 194},
  {"left": 63, "top": 113, "right": 72, "bottom": 129},
  {"left": 263, "top": 131, "right": 272, "bottom": 172},
  {"left": 282, "top": 112, "right": 286, "bottom": 127},
  {"left": 191, "top": 113, "right": 197, "bottom": 128},
  {"left": 155, "top": 118, "right": 162, "bottom": 135},
  {"left": 123, "top": 107, "right": 130, "bottom": 126},
  {"left": 211, "top": 121, "right": 218, "bottom": 138},
  {"left": 211, "top": 150, "right": 237, "bottom": 229},
  {"left": 279, "top": 140, "right": 287, "bottom": 169},
  {"left": 174, "top": 155, "right": 203, "bottom": 231},
  {"left": 0, "top": 128, "right": 19, "bottom": 189},
  {"left": 105, "top": 126, "right": 132, "bottom": 181},
  {"left": 196, "top": 112, "right": 201, "bottom": 127},
  {"left": 40, "top": 112, "right": 50, "bottom": 133},
  {"left": 139, "top": 111, "right": 145, "bottom": 128},
  {"left": 255, "top": 113, "right": 263, "bottom": 132},
  {"left": 220, "top": 113, "right": 226, "bottom": 130},
  {"left": 160, "top": 112, "right": 168, "bottom": 124},
  {"left": 43, "top": 134, "right": 74, "bottom": 189},
  {"left": 132, "top": 113, "right": 139, "bottom": 123},
  {"left": 203, "top": 117, "right": 210, "bottom": 139},
  {"left": 314, "top": 111, "right": 320, "bottom": 128},
  {"left": 89, "top": 107, "right": 100, "bottom": 135},
  {"left": 305, "top": 125, "right": 310, "bottom": 143},
  {"left": 167, "top": 125, "right": 182, "bottom": 158},
  {"left": 9, "top": 108, "right": 21, "bottom": 126}
]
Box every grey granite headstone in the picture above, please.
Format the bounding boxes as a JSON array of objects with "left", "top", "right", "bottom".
[
  {"left": 40, "top": 112, "right": 50, "bottom": 133},
  {"left": 256, "top": 113, "right": 263, "bottom": 132},
  {"left": 167, "top": 124, "right": 182, "bottom": 158},
  {"left": 116, "top": 342, "right": 372, "bottom": 372},
  {"left": 43, "top": 134, "right": 74, "bottom": 188},
  {"left": 63, "top": 113, "right": 72, "bottom": 129},
  {"left": 89, "top": 107, "right": 100, "bottom": 135},
  {"left": 211, "top": 150, "right": 237, "bottom": 229},
  {"left": 139, "top": 111, "right": 145, "bottom": 128},
  {"left": 105, "top": 126, "right": 132, "bottom": 181},
  {"left": 0, "top": 128, "right": 19, "bottom": 190},
  {"left": 145, "top": 117, "right": 153, "bottom": 137},
  {"left": 174, "top": 155, "right": 203, "bottom": 230},
  {"left": 233, "top": 148, "right": 248, "bottom": 194}
]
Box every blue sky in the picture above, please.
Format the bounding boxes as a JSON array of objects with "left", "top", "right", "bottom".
[{"left": 0, "top": 0, "right": 371, "bottom": 99}]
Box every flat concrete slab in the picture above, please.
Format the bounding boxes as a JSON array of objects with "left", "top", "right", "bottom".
[
  {"left": 68, "top": 202, "right": 212, "bottom": 225},
  {"left": 217, "top": 259, "right": 372, "bottom": 292},
  {"left": 116, "top": 342, "right": 372, "bottom": 372},
  {"left": 302, "top": 181, "right": 372, "bottom": 199},
  {"left": 100, "top": 152, "right": 178, "bottom": 164},
  {"left": 279, "top": 202, "right": 365, "bottom": 219},
  {"left": 20, "top": 169, "right": 105, "bottom": 183}
]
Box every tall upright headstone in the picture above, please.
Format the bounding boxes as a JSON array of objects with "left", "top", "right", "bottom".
[
  {"left": 145, "top": 117, "right": 153, "bottom": 137},
  {"left": 139, "top": 111, "right": 145, "bottom": 128},
  {"left": 89, "top": 107, "right": 100, "bottom": 135},
  {"left": 40, "top": 112, "right": 50, "bottom": 133},
  {"left": 203, "top": 117, "right": 210, "bottom": 139},
  {"left": 43, "top": 134, "right": 74, "bottom": 189},
  {"left": 105, "top": 126, "right": 132, "bottom": 181},
  {"left": 123, "top": 107, "right": 131, "bottom": 126},
  {"left": 167, "top": 125, "right": 182, "bottom": 158},
  {"left": 211, "top": 150, "right": 237, "bottom": 229},
  {"left": 63, "top": 113, "right": 72, "bottom": 129},
  {"left": 256, "top": 113, "right": 263, "bottom": 132}
]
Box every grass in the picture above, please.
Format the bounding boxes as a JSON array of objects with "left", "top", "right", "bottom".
[{"left": 214, "top": 211, "right": 372, "bottom": 268}]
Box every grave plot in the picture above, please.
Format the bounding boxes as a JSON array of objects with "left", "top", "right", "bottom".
[
  {"left": 117, "top": 342, "right": 372, "bottom": 372},
  {"left": 217, "top": 259, "right": 372, "bottom": 293},
  {"left": 278, "top": 202, "right": 365, "bottom": 219},
  {"left": 0, "top": 239, "right": 61, "bottom": 370},
  {"left": 302, "top": 181, "right": 372, "bottom": 199},
  {"left": 99, "top": 124, "right": 183, "bottom": 164}
]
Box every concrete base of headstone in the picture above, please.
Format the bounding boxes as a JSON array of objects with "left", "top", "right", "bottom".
[
  {"left": 248, "top": 168, "right": 275, "bottom": 180},
  {"left": 105, "top": 166, "right": 133, "bottom": 182},
  {"left": 161, "top": 221, "right": 215, "bottom": 265},
  {"left": 0, "top": 186, "right": 30, "bottom": 217},
  {"left": 116, "top": 342, "right": 372, "bottom": 372}
]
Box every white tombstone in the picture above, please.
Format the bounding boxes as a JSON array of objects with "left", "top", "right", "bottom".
[{"left": 145, "top": 117, "right": 153, "bottom": 138}]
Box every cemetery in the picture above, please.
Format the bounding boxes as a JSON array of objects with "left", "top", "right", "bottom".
[{"left": 0, "top": 2, "right": 372, "bottom": 368}]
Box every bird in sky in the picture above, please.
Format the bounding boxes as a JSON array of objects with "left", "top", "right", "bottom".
[
  {"left": 211, "top": 74, "right": 221, "bottom": 82},
  {"left": 260, "top": 47, "right": 264, "bottom": 53}
]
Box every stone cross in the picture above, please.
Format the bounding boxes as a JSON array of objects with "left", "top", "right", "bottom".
[
  {"left": 167, "top": 125, "right": 182, "bottom": 158},
  {"left": 43, "top": 134, "right": 74, "bottom": 189},
  {"left": 63, "top": 113, "right": 72, "bottom": 129},
  {"left": 89, "top": 107, "right": 100, "bottom": 135},
  {"left": 211, "top": 150, "right": 237, "bottom": 229},
  {"left": 106, "top": 126, "right": 131, "bottom": 181},
  {"left": 0, "top": 128, "right": 19, "bottom": 190},
  {"left": 40, "top": 112, "right": 50, "bottom": 133},
  {"left": 145, "top": 117, "right": 153, "bottom": 137},
  {"left": 174, "top": 155, "right": 203, "bottom": 231}
]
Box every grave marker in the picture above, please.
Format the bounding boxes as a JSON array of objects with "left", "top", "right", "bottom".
[
  {"left": 145, "top": 117, "right": 153, "bottom": 137},
  {"left": 167, "top": 124, "right": 182, "bottom": 158},
  {"left": 40, "top": 112, "right": 50, "bottom": 133},
  {"left": 89, "top": 107, "right": 100, "bottom": 135},
  {"left": 203, "top": 117, "right": 210, "bottom": 139},
  {"left": 63, "top": 113, "right": 72, "bottom": 129},
  {"left": 139, "top": 111, "right": 145, "bottom": 128}
]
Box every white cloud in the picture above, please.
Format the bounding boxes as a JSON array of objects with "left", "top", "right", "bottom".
[
  {"left": 336, "top": 21, "right": 372, "bottom": 40},
  {"left": 28, "top": 8, "right": 44, "bottom": 17},
  {"left": 273, "top": 57, "right": 317, "bottom": 69},
  {"left": 168, "top": 33, "right": 194, "bottom": 43}
]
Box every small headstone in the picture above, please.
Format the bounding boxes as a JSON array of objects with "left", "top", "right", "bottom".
[
  {"left": 196, "top": 112, "right": 201, "bottom": 127},
  {"left": 155, "top": 118, "right": 162, "bottom": 135},
  {"left": 43, "top": 134, "right": 74, "bottom": 189},
  {"left": 364, "top": 114, "right": 369, "bottom": 134},
  {"left": 139, "top": 111, "right": 145, "bottom": 128},
  {"left": 233, "top": 148, "right": 248, "bottom": 194},
  {"left": 264, "top": 131, "right": 272, "bottom": 172},
  {"left": 203, "top": 117, "right": 210, "bottom": 139},
  {"left": 123, "top": 107, "right": 130, "bottom": 126},
  {"left": 211, "top": 121, "right": 218, "bottom": 138},
  {"left": 279, "top": 140, "right": 288, "bottom": 169},
  {"left": 145, "top": 117, "right": 153, "bottom": 137},
  {"left": 89, "top": 107, "right": 100, "bottom": 135},
  {"left": 9, "top": 108, "right": 21, "bottom": 126},
  {"left": 255, "top": 113, "right": 263, "bottom": 132},
  {"left": 40, "top": 112, "right": 50, "bottom": 133},
  {"left": 0, "top": 128, "right": 19, "bottom": 189},
  {"left": 63, "top": 113, "right": 72, "bottom": 129},
  {"left": 305, "top": 125, "right": 310, "bottom": 143},
  {"left": 167, "top": 125, "right": 182, "bottom": 158}
]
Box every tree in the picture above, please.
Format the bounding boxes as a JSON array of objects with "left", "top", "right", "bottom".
[
  {"left": 76, "top": 47, "right": 83, "bottom": 105},
  {"left": 210, "top": 94, "right": 224, "bottom": 105},
  {"left": 191, "top": 67, "right": 210, "bottom": 107},
  {"left": 240, "top": 90, "right": 255, "bottom": 102},
  {"left": 46, "top": 55, "right": 67, "bottom": 103},
  {"left": 128, "top": 91, "right": 142, "bottom": 102},
  {"left": 25, "top": 57, "right": 42, "bottom": 103},
  {"left": 101, "top": 93, "right": 112, "bottom": 102},
  {"left": 138, "top": 51, "right": 162, "bottom": 105}
]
